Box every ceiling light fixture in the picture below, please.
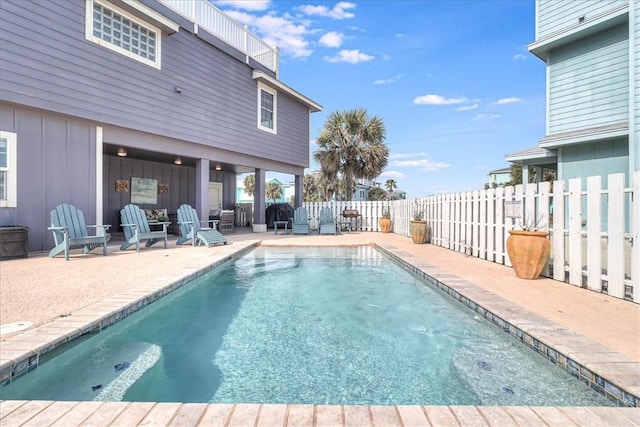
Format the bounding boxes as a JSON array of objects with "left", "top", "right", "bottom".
[
  {"left": 174, "top": 158, "right": 182, "bottom": 165},
  {"left": 117, "top": 148, "right": 127, "bottom": 157},
  {"left": 215, "top": 164, "right": 222, "bottom": 171}
]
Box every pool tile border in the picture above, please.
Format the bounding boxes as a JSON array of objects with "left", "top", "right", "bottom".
[
  {"left": 375, "top": 243, "right": 640, "bottom": 408},
  {"left": 0, "top": 241, "right": 259, "bottom": 387}
]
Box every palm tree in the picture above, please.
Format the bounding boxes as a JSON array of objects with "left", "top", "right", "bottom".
[
  {"left": 314, "top": 109, "right": 389, "bottom": 201},
  {"left": 368, "top": 187, "right": 387, "bottom": 201},
  {"left": 243, "top": 174, "right": 255, "bottom": 196},
  {"left": 385, "top": 179, "right": 397, "bottom": 198},
  {"left": 266, "top": 181, "right": 282, "bottom": 203},
  {"left": 303, "top": 174, "right": 320, "bottom": 202}
]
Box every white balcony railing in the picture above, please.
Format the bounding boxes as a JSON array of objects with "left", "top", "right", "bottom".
[{"left": 158, "top": 0, "right": 278, "bottom": 74}]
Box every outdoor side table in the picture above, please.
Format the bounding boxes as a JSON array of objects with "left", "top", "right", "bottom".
[{"left": 273, "top": 220, "right": 290, "bottom": 235}]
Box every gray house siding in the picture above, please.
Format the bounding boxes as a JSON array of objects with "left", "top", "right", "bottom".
[
  {"left": 0, "top": 0, "right": 311, "bottom": 168},
  {"left": 537, "top": 0, "right": 626, "bottom": 39},
  {"left": 0, "top": 103, "right": 97, "bottom": 251},
  {"left": 548, "top": 24, "right": 628, "bottom": 134}
]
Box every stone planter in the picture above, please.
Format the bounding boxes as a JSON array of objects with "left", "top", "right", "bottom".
[
  {"left": 0, "top": 226, "right": 28, "bottom": 260},
  {"left": 409, "top": 220, "right": 428, "bottom": 244},
  {"left": 506, "top": 230, "right": 551, "bottom": 279},
  {"left": 379, "top": 218, "right": 391, "bottom": 233}
]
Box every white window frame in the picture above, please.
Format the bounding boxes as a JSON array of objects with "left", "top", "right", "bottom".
[
  {"left": 257, "top": 82, "right": 277, "bottom": 134},
  {"left": 0, "top": 131, "right": 17, "bottom": 208},
  {"left": 85, "top": 0, "right": 161, "bottom": 69}
]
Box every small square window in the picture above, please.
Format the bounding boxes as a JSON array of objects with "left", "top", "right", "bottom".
[{"left": 86, "top": 0, "right": 161, "bottom": 69}]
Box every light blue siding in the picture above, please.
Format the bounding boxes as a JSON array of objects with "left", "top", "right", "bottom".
[
  {"left": 537, "top": 0, "right": 626, "bottom": 39},
  {"left": 548, "top": 24, "right": 628, "bottom": 134},
  {"left": 635, "top": 0, "right": 640, "bottom": 171},
  {"left": 561, "top": 138, "right": 629, "bottom": 182}
]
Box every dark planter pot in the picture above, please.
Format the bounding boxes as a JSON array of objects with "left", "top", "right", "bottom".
[
  {"left": 0, "top": 226, "right": 28, "bottom": 260},
  {"left": 409, "top": 220, "right": 428, "bottom": 244}
]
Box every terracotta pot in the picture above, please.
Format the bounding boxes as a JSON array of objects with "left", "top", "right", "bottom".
[
  {"left": 379, "top": 218, "right": 392, "bottom": 233},
  {"left": 506, "top": 230, "right": 551, "bottom": 279},
  {"left": 409, "top": 220, "right": 428, "bottom": 244}
]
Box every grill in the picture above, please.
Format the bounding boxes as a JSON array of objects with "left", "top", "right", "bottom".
[{"left": 342, "top": 209, "right": 360, "bottom": 218}]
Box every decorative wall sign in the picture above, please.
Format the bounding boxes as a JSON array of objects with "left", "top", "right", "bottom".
[
  {"left": 505, "top": 200, "right": 522, "bottom": 219},
  {"left": 130, "top": 177, "right": 158, "bottom": 204},
  {"left": 115, "top": 180, "right": 129, "bottom": 192},
  {"left": 159, "top": 184, "right": 169, "bottom": 195}
]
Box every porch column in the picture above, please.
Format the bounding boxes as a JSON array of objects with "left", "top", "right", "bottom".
[
  {"left": 253, "top": 168, "right": 267, "bottom": 232},
  {"left": 522, "top": 166, "right": 530, "bottom": 185},
  {"left": 195, "top": 159, "right": 210, "bottom": 221},
  {"left": 295, "top": 174, "right": 303, "bottom": 207}
]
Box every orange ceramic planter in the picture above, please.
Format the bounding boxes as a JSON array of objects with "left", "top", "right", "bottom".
[
  {"left": 379, "top": 218, "right": 392, "bottom": 233},
  {"left": 409, "top": 220, "right": 428, "bottom": 244},
  {"left": 506, "top": 230, "right": 551, "bottom": 279}
]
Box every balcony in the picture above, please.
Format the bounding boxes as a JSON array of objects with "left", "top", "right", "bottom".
[{"left": 158, "top": 0, "right": 279, "bottom": 74}]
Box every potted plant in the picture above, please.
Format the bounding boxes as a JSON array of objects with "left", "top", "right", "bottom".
[
  {"left": 409, "top": 202, "right": 428, "bottom": 244},
  {"left": 506, "top": 215, "right": 551, "bottom": 279},
  {"left": 379, "top": 204, "right": 392, "bottom": 233}
]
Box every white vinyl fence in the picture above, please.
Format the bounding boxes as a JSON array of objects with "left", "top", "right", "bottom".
[{"left": 303, "top": 171, "right": 640, "bottom": 303}]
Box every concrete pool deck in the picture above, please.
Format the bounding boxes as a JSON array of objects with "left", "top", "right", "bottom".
[{"left": 1, "top": 230, "right": 639, "bottom": 426}]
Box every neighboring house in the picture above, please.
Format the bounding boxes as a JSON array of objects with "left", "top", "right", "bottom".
[
  {"left": 507, "top": 0, "right": 638, "bottom": 186},
  {"left": 0, "top": 0, "right": 321, "bottom": 250},
  {"left": 487, "top": 167, "right": 513, "bottom": 188},
  {"left": 387, "top": 190, "right": 407, "bottom": 200},
  {"left": 354, "top": 178, "right": 378, "bottom": 201}
]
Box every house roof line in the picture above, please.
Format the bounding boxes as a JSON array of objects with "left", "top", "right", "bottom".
[{"left": 252, "top": 71, "right": 322, "bottom": 113}]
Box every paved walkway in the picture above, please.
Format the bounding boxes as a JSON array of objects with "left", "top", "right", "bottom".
[{"left": 1, "top": 231, "right": 639, "bottom": 426}]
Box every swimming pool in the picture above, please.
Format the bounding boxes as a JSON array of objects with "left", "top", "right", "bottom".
[{"left": 2, "top": 246, "right": 614, "bottom": 406}]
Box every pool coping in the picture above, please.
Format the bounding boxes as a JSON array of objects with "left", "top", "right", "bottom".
[{"left": 1, "top": 241, "right": 638, "bottom": 409}]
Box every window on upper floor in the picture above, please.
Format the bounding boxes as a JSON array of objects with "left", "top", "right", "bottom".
[
  {"left": 0, "top": 131, "right": 17, "bottom": 208},
  {"left": 85, "top": 0, "right": 161, "bottom": 69},
  {"left": 257, "top": 82, "right": 277, "bottom": 134}
]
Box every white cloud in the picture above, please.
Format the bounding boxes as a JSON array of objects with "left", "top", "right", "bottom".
[
  {"left": 379, "top": 171, "right": 407, "bottom": 179},
  {"left": 473, "top": 113, "right": 500, "bottom": 120},
  {"left": 492, "top": 97, "right": 521, "bottom": 105},
  {"left": 298, "top": 2, "right": 356, "bottom": 19},
  {"left": 513, "top": 53, "right": 527, "bottom": 61},
  {"left": 373, "top": 74, "right": 402, "bottom": 85},
  {"left": 214, "top": 0, "right": 271, "bottom": 11},
  {"left": 390, "top": 152, "right": 430, "bottom": 159},
  {"left": 381, "top": 53, "right": 392, "bottom": 61},
  {"left": 455, "top": 103, "right": 478, "bottom": 111},
  {"left": 413, "top": 94, "right": 467, "bottom": 105},
  {"left": 395, "top": 33, "right": 404, "bottom": 38},
  {"left": 225, "top": 11, "right": 312, "bottom": 58},
  {"left": 319, "top": 31, "right": 344, "bottom": 48},
  {"left": 325, "top": 49, "right": 374, "bottom": 64},
  {"left": 391, "top": 159, "right": 450, "bottom": 172}
]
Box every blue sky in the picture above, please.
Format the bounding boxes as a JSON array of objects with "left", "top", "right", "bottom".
[{"left": 215, "top": 0, "right": 546, "bottom": 197}]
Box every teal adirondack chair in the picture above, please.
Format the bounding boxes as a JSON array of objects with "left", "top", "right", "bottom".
[
  {"left": 48, "top": 204, "right": 111, "bottom": 261},
  {"left": 292, "top": 206, "right": 310, "bottom": 235},
  {"left": 319, "top": 207, "right": 337, "bottom": 235},
  {"left": 120, "top": 204, "right": 168, "bottom": 252},
  {"left": 176, "top": 204, "right": 227, "bottom": 247}
]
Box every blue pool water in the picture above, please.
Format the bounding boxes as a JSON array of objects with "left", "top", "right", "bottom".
[{"left": 3, "top": 246, "right": 613, "bottom": 406}]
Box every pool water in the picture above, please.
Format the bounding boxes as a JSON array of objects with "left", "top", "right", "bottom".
[{"left": 3, "top": 246, "right": 613, "bottom": 406}]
